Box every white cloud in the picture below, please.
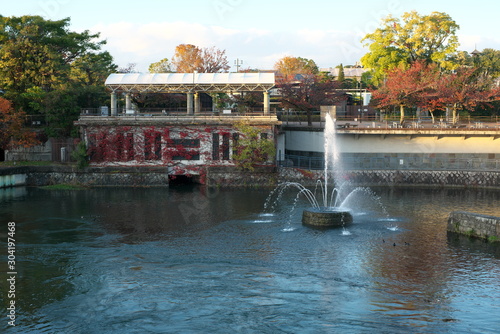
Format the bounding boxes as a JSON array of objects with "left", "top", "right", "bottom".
[
  {"left": 94, "top": 21, "right": 367, "bottom": 72},
  {"left": 458, "top": 33, "right": 500, "bottom": 52}
]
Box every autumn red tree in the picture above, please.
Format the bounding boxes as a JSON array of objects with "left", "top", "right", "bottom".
[
  {"left": 278, "top": 74, "right": 343, "bottom": 126},
  {"left": 0, "top": 97, "right": 38, "bottom": 150},
  {"left": 275, "top": 56, "right": 341, "bottom": 126},
  {"left": 171, "top": 44, "right": 229, "bottom": 73},
  {"left": 372, "top": 61, "right": 500, "bottom": 124},
  {"left": 435, "top": 67, "right": 500, "bottom": 123},
  {"left": 371, "top": 61, "right": 440, "bottom": 124}
]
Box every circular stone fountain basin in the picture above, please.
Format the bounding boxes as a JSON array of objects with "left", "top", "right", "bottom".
[{"left": 302, "top": 207, "right": 353, "bottom": 228}]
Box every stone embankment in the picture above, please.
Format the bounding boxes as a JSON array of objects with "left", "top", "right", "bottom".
[
  {"left": 0, "top": 165, "right": 278, "bottom": 188},
  {"left": 2, "top": 165, "right": 500, "bottom": 189},
  {"left": 278, "top": 168, "right": 500, "bottom": 189},
  {"left": 448, "top": 211, "right": 500, "bottom": 242},
  {"left": 0, "top": 166, "right": 171, "bottom": 187}
]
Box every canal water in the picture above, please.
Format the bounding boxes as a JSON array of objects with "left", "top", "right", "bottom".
[{"left": 1, "top": 185, "right": 499, "bottom": 333}]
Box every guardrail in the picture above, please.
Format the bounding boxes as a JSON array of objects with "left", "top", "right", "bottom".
[
  {"left": 80, "top": 107, "right": 272, "bottom": 116},
  {"left": 280, "top": 155, "right": 500, "bottom": 172}
]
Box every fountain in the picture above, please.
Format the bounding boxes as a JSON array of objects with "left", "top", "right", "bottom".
[
  {"left": 301, "top": 113, "right": 353, "bottom": 228},
  {"left": 265, "top": 112, "right": 356, "bottom": 228}
]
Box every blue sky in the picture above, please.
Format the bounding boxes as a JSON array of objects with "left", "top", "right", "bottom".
[{"left": 2, "top": 0, "right": 500, "bottom": 72}]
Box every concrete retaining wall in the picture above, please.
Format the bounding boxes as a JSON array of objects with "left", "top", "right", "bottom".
[
  {"left": 0, "top": 174, "right": 27, "bottom": 188},
  {"left": 448, "top": 211, "right": 500, "bottom": 241}
]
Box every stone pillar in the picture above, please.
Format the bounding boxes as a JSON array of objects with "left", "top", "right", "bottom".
[
  {"left": 125, "top": 93, "right": 132, "bottom": 113},
  {"left": 110, "top": 92, "right": 117, "bottom": 116},
  {"left": 187, "top": 92, "right": 194, "bottom": 115},
  {"left": 263, "top": 90, "right": 270, "bottom": 115},
  {"left": 194, "top": 92, "right": 201, "bottom": 114}
]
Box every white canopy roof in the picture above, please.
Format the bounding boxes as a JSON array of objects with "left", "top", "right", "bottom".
[{"left": 105, "top": 72, "right": 275, "bottom": 93}]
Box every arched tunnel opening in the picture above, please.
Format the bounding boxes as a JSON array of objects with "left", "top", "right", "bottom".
[{"left": 168, "top": 174, "right": 199, "bottom": 186}]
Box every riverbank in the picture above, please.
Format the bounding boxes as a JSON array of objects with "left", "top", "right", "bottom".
[{"left": 2, "top": 164, "right": 500, "bottom": 189}]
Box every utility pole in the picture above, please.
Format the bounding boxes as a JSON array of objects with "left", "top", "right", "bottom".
[{"left": 234, "top": 59, "right": 243, "bottom": 72}]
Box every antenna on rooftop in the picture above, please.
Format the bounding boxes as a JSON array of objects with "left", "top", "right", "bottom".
[{"left": 234, "top": 59, "right": 243, "bottom": 72}]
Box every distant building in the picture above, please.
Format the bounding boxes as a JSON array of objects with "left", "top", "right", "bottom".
[
  {"left": 320, "top": 66, "right": 369, "bottom": 81},
  {"left": 75, "top": 72, "right": 280, "bottom": 179}
]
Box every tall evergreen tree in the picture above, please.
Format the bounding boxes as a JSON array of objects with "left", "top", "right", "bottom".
[{"left": 337, "top": 64, "right": 345, "bottom": 82}]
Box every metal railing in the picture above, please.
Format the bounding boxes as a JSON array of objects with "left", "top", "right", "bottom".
[
  {"left": 80, "top": 107, "right": 274, "bottom": 117},
  {"left": 278, "top": 112, "right": 500, "bottom": 130},
  {"left": 280, "top": 154, "right": 500, "bottom": 172}
]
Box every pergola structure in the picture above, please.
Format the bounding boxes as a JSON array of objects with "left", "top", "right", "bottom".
[{"left": 105, "top": 72, "right": 275, "bottom": 115}]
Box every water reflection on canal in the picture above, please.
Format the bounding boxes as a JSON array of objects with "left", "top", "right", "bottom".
[{"left": 1, "top": 186, "right": 499, "bottom": 333}]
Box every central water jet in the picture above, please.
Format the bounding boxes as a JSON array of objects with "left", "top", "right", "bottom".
[{"left": 302, "top": 112, "right": 352, "bottom": 228}]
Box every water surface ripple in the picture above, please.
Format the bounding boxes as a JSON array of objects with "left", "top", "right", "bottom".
[{"left": 1, "top": 186, "right": 499, "bottom": 333}]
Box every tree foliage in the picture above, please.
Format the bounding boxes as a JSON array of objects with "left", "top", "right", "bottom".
[
  {"left": 274, "top": 56, "right": 318, "bottom": 81},
  {"left": 0, "top": 15, "right": 116, "bottom": 137},
  {"left": 171, "top": 44, "right": 229, "bottom": 73},
  {"left": 0, "top": 97, "right": 38, "bottom": 149},
  {"left": 371, "top": 61, "right": 500, "bottom": 123},
  {"left": 437, "top": 67, "right": 500, "bottom": 123},
  {"left": 274, "top": 56, "right": 342, "bottom": 126},
  {"left": 371, "top": 61, "right": 440, "bottom": 123},
  {"left": 278, "top": 74, "right": 344, "bottom": 126},
  {"left": 148, "top": 58, "right": 173, "bottom": 73},
  {"left": 473, "top": 48, "right": 500, "bottom": 80},
  {"left": 232, "top": 122, "right": 276, "bottom": 171},
  {"left": 71, "top": 140, "right": 89, "bottom": 169},
  {"left": 230, "top": 92, "right": 262, "bottom": 113},
  {"left": 361, "top": 11, "right": 460, "bottom": 84},
  {"left": 117, "top": 63, "right": 137, "bottom": 73},
  {"left": 0, "top": 16, "right": 105, "bottom": 102},
  {"left": 336, "top": 63, "right": 345, "bottom": 82}
]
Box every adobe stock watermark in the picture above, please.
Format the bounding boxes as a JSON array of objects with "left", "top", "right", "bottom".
[
  {"left": 6, "top": 222, "right": 17, "bottom": 327},
  {"left": 340, "top": 0, "right": 403, "bottom": 61},
  {"left": 38, "top": 0, "right": 72, "bottom": 19},
  {"left": 178, "top": 187, "right": 221, "bottom": 226},
  {"left": 212, "top": 0, "right": 245, "bottom": 21}
]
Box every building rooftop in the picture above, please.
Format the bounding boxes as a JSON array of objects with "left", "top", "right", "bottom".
[{"left": 105, "top": 72, "right": 276, "bottom": 93}]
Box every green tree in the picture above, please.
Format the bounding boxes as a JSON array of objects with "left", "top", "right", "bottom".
[
  {"left": 0, "top": 15, "right": 105, "bottom": 108},
  {"left": 232, "top": 122, "right": 276, "bottom": 171},
  {"left": 70, "top": 51, "right": 117, "bottom": 109},
  {"left": 71, "top": 140, "right": 89, "bottom": 169},
  {"left": 0, "top": 15, "right": 115, "bottom": 137},
  {"left": 70, "top": 51, "right": 117, "bottom": 86},
  {"left": 474, "top": 48, "right": 500, "bottom": 80},
  {"left": 148, "top": 58, "right": 173, "bottom": 73},
  {"left": 337, "top": 63, "right": 345, "bottom": 82},
  {"left": 361, "top": 11, "right": 460, "bottom": 85},
  {"left": 43, "top": 88, "right": 81, "bottom": 138}
]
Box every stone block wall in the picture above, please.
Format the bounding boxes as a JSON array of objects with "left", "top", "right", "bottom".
[
  {"left": 448, "top": 211, "right": 500, "bottom": 241},
  {"left": 278, "top": 168, "right": 500, "bottom": 189},
  {"left": 205, "top": 166, "right": 278, "bottom": 187}
]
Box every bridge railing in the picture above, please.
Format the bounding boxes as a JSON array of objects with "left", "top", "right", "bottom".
[{"left": 280, "top": 154, "right": 500, "bottom": 172}]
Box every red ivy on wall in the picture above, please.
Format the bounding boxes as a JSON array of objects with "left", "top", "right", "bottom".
[{"left": 84, "top": 124, "right": 275, "bottom": 184}]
